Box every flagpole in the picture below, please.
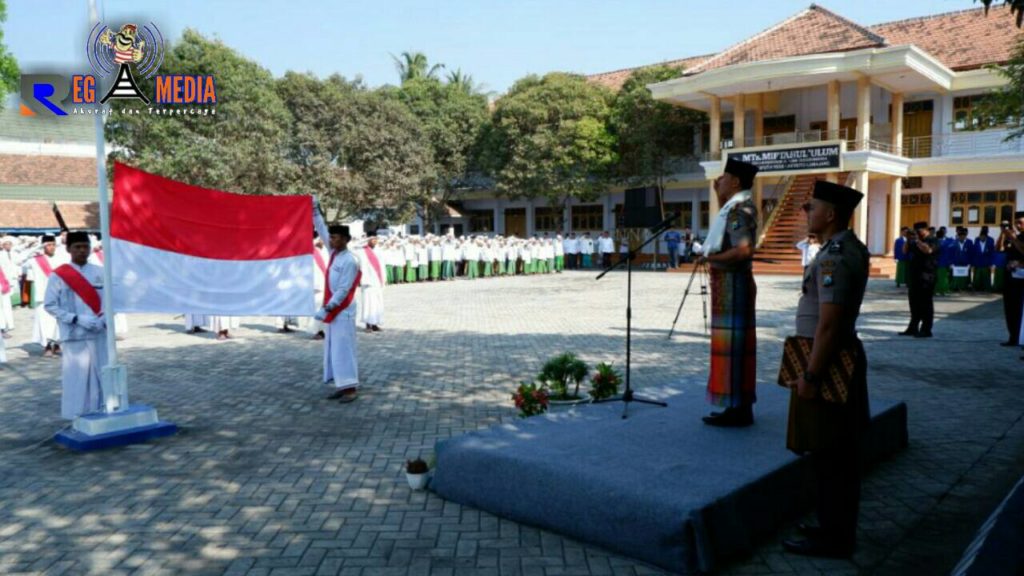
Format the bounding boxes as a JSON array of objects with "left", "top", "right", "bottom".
[{"left": 89, "top": 0, "right": 126, "bottom": 412}]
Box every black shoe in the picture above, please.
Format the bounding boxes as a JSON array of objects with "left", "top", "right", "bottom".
[
  {"left": 782, "top": 537, "right": 853, "bottom": 559},
  {"left": 325, "top": 389, "right": 347, "bottom": 400},
  {"left": 898, "top": 329, "right": 918, "bottom": 336},
  {"left": 914, "top": 331, "right": 933, "bottom": 338},
  {"left": 1000, "top": 341, "right": 1020, "bottom": 347},
  {"left": 797, "top": 522, "right": 822, "bottom": 537},
  {"left": 703, "top": 407, "right": 753, "bottom": 427}
]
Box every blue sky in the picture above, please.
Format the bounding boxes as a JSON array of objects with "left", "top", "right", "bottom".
[{"left": 4, "top": 0, "right": 989, "bottom": 94}]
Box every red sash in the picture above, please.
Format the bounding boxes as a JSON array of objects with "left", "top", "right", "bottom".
[
  {"left": 94, "top": 249, "right": 104, "bottom": 263},
  {"left": 322, "top": 251, "right": 361, "bottom": 323},
  {"left": 53, "top": 264, "right": 102, "bottom": 315},
  {"left": 312, "top": 249, "right": 327, "bottom": 276},
  {"left": 0, "top": 265, "right": 9, "bottom": 294},
  {"left": 363, "top": 246, "right": 384, "bottom": 285},
  {"left": 34, "top": 254, "right": 54, "bottom": 277}
]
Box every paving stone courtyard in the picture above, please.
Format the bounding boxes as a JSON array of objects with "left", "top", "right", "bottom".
[{"left": 1, "top": 270, "right": 1022, "bottom": 576}]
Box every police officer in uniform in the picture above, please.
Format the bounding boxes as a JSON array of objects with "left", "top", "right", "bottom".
[
  {"left": 900, "top": 221, "right": 938, "bottom": 338},
  {"left": 998, "top": 211, "right": 1024, "bottom": 349},
  {"left": 784, "top": 180, "right": 870, "bottom": 559}
]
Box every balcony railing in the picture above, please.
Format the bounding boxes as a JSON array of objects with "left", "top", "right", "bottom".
[{"left": 902, "top": 131, "right": 1024, "bottom": 159}]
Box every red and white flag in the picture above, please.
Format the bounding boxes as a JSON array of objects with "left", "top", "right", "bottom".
[{"left": 110, "top": 163, "right": 315, "bottom": 316}]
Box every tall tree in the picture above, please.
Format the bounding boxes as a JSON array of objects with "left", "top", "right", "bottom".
[
  {"left": 391, "top": 51, "right": 444, "bottom": 83},
  {"left": 396, "top": 75, "right": 489, "bottom": 232},
  {"left": 979, "top": 0, "right": 1024, "bottom": 27},
  {"left": 278, "top": 72, "right": 432, "bottom": 223},
  {"left": 0, "top": 0, "right": 19, "bottom": 105},
  {"left": 609, "top": 65, "right": 704, "bottom": 189},
  {"left": 106, "top": 29, "right": 294, "bottom": 195},
  {"left": 478, "top": 72, "right": 617, "bottom": 229},
  {"left": 975, "top": 36, "right": 1024, "bottom": 140}
]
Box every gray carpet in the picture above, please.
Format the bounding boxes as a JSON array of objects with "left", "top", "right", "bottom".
[{"left": 431, "top": 381, "right": 907, "bottom": 574}]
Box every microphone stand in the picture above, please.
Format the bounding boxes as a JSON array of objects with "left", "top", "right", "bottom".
[{"left": 594, "top": 213, "right": 679, "bottom": 419}]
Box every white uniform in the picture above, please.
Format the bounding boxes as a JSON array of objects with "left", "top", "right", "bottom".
[
  {"left": 314, "top": 214, "right": 359, "bottom": 390},
  {"left": 26, "top": 252, "right": 66, "bottom": 347},
  {"left": 0, "top": 246, "right": 18, "bottom": 332},
  {"left": 311, "top": 244, "right": 328, "bottom": 334},
  {"left": 43, "top": 262, "right": 107, "bottom": 419},
  {"left": 184, "top": 314, "right": 209, "bottom": 331},
  {"left": 358, "top": 246, "right": 386, "bottom": 328}
]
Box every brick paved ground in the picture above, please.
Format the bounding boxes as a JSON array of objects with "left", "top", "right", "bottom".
[{"left": 0, "top": 271, "right": 1022, "bottom": 575}]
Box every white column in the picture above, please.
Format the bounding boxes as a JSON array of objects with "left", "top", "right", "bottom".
[
  {"left": 887, "top": 177, "right": 901, "bottom": 255},
  {"left": 733, "top": 93, "right": 746, "bottom": 149},
  {"left": 856, "top": 76, "right": 872, "bottom": 149},
  {"left": 710, "top": 96, "right": 721, "bottom": 160},
  {"left": 891, "top": 92, "right": 904, "bottom": 156},
  {"left": 526, "top": 202, "right": 535, "bottom": 237},
  {"left": 494, "top": 200, "right": 503, "bottom": 235},
  {"left": 854, "top": 171, "right": 869, "bottom": 240}
]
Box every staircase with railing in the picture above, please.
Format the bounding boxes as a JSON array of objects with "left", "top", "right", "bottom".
[{"left": 753, "top": 174, "right": 822, "bottom": 275}]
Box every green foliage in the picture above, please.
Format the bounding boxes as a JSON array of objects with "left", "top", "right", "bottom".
[
  {"left": 538, "top": 352, "right": 589, "bottom": 400},
  {"left": 392, "top": 51, "right": 444, "bottom": 83},
  {"left": 106, "top": 29, "right": 295, "bottom": 196},
  {"left": 589, "top": 362, "right": 622, "bottom": 400},
  {"left": 609, "top": 65, "right": 704, "bottom": 186},
  {"left": 974, "top": 36, "right": 1024, "bottom": 141},
  {"left": 396, "top": 76, "right": 489, "bottom": 230},
  {"left": 0, "top": 0, "right": 21, "bottom": 106},
  {"left": 479, "top": 73, "right": 618, "bottom": 217}
]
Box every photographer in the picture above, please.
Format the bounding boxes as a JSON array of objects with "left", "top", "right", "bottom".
[
  {"left": 997, "top": 212, "right": 1024, "bottom": 351},
  {"left": 900, "top": 222, "right": 937, "bottom": 338}
]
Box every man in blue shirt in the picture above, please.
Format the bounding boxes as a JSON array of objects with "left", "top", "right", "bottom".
[
  {"left": 971, "top": 225, "right": 995, "bottom": 292},
  {"left": 935, "top": 227, "right": 954, "bottom": 296},
  {"left": 664, "top": 227, "right": 683, "bottom": 269},
  {"left": 952, "top": 227, "right": 974, "bottom": 292},
  {"left": 894, "top": 227, "right": 910, "bottom": 288}
]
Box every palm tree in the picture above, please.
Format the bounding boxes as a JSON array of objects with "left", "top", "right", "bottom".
[
  {"left": 446, "top": 68, "right": 478, "bottom": 93},
  {"left": 391, "top": 51, "right": 445, "bottom": 83},
  {"left": 979, "top": 0, "right": 1023, "bottom": 27}
]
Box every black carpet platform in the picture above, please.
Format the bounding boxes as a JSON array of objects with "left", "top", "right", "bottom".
[{"left": 431, "top": 382, "right": 908, "bottom": 574}]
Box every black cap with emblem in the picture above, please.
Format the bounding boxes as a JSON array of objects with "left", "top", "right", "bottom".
[
  {"left": 812, "top": 180, "right": 863, "bottom": 213},
  {"left": 723, "top": 157, "right": 759, "bottom": 190}
]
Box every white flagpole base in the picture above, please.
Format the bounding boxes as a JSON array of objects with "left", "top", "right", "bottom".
[{"left": 54, "top": 405, "right": 177, "bottom": 451}]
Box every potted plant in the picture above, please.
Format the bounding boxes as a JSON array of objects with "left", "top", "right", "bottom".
[
  {"left": 589, "top": 362, "right": 622, "bottom": 401},
  {"left": 539, "top": 352, "right": 590, "bottom": 410},
  {"left": 405, "top": 457, "right": 430, "bottom": 490},
  {"left": 512, "top": 381, "right": 549, "bottom": 417}
]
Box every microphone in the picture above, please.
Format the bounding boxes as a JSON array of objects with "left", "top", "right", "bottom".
[{"left": 649, "top": 211, "right": 680, "bottom": 234}]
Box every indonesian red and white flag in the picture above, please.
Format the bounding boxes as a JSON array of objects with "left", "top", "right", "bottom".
[{"left": 110, "top": 163, "right": 315, "bottom": 316}]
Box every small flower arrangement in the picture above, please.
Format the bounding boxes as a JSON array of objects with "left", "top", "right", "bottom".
[
  {"left": 589, "top": 362, "right": 622, "bottom": 400},
  {"left": 405, "top": 458, "right": 429, "bottom": 474},
  {"left": 538, "top": 352, "right": 589, "bottom": 400},
  {"left": 512, "top": 381, "right": 549, "bottom": 417}
]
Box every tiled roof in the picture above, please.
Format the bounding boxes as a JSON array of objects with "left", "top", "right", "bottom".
[
  {"left": 0, "top": 98, "right": 95, "bottom": 144},
  {"left": 0, "top": 200, "right": 98, "bottom": 230},
  {"left": 869, "top": 4, "right": 1023, "bottom": 70},
  {"left": 0, "top": 155, "right": 97, "bottom": 187},
  {"left": 586, "top": 4, "right": 1023, "bottom": 88},
  {"left": 687, "top": 5, "right": 885, "bottom": 74},
  {"left": 586, "top": 55, "right": 712, "bottom": 91}
]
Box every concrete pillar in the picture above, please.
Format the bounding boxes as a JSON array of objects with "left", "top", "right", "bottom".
[
  {"left": 494, "top": 200, "right": 503, "bottom": 235},
  {"left": 827, "top": 80, "right": 841, "bottom": 139},
  {"left": 526, "top": 201, "right": 535, "bottom": 237},
  {"left": 709, "top": 181, "right": 719, "bottom": 225},
  {"left": 856, "top": 76, "right": 872, "bottom": 150},
  {"left": 563, "top": 203, "right": 571, "bottom": 233},
  {"left": 710, "top": 96, "right": 721, "bottom": 160},
  {"left": 891, "top": 92, "right": 904, "bottom": 156},
  {"left": 753, "top": 180, "right": 764, "bottom": 221},
  {"left": 733, "top": 93, "right": 746, "bottom": 149},
  {"left": 886, "top": 177, "right": 901, "bottom": 255},
  {"left": 854, "top": 171, "right": 869, "bottom": 239},
  {"left": 753, "top": 93, "right": 764, "bottom": 146}
]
